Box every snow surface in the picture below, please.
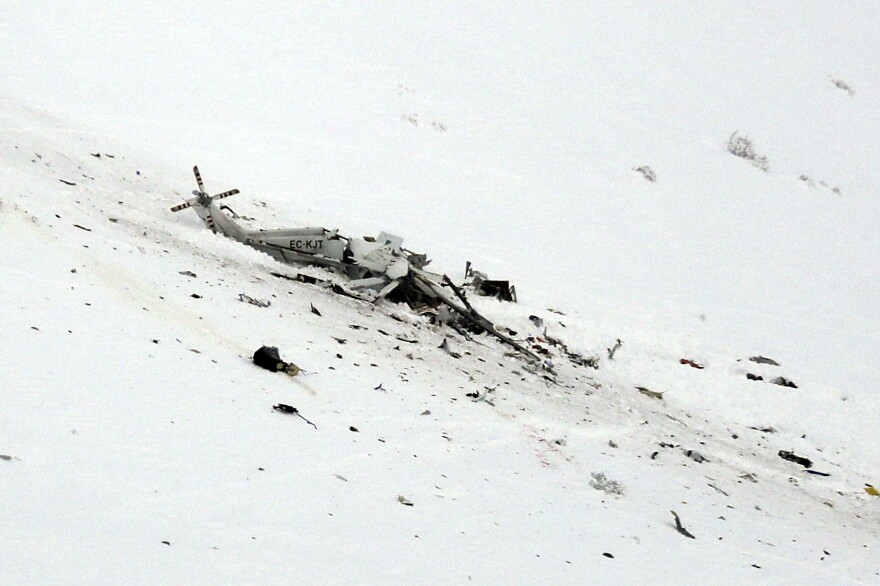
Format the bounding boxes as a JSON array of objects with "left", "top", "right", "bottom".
[{"left": 1, "top": 3, "right": 879, "bottom": 584}]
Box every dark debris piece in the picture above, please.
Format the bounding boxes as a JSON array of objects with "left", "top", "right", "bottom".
[
  {"left": 670, "top": 510, "right": 696, "bottom": 539},
  {"left": 679, "top": 358, "right": 704, "bottom": 369},
  {"left": 750, "top": 356, "right": 780, "bottom": 366},
  {"left": 769, "top": 376, "right": 798, "bottom": 388},
  {"left": 273, "top": 403, "right": 317, "bottom": 429},
  {"left": 778, "top": 450, "right": 812, "bottom": 468},
  {"left": 253, "top": 346, "right": 300, "bottom": 375}
]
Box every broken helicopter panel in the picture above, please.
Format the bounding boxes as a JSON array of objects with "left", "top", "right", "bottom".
[{"left": 170, "top": 166, "right": 538, "bottom": 361}]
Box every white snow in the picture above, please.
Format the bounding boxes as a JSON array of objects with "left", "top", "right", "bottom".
[{"left": 1, "top": 4, "right": 878, "bottom": 584}]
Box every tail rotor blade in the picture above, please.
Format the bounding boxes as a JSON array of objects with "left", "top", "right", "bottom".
[{"left": 193, "top": 165, "right": 206, "bottom": 194}]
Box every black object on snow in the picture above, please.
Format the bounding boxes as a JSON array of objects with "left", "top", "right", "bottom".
[
  {"left": 273, "top": 403, "right": 317, "bottom": 429},
  {"left": 770, "top": 376, "right": 798, "bottom": 388},
  {"left": 778, "top": 450, "right": 812, "bottom": 468},
  {"left": 254, "top": 346, "right": 286, "bottom": 372},
  {"left": 476, "top": 279, "right": 516, "bottom": 302}
]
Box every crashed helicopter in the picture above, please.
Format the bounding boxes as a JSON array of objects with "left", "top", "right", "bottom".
[{"left": 170, "top": 166, "right": 538, "bottom": 361}]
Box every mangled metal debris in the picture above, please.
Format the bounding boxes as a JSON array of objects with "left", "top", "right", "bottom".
[
  {"left": 464, "top": 261, "right": 516, "bottom": 302},
  {"left": 172, "top": 167, "right": 538, "bottom": 362},
  {"left": 239, "top": 293, "right": 271, "bottom": 308}
]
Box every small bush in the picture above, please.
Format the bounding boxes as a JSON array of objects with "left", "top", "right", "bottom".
[
  {"left": 727, "top": 132, "right": 769, "bottom": 172},
  {"left": 590, "top": 472, "right": 624, "bottom": 496},
  {"left": 830, "top": 77, "right": 855, "bottom": 96},
  {"left": 633, "top": 165, "right": 657, "bottom": 183}
]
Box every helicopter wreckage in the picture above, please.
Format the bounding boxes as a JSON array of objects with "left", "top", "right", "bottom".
[{"left": 171, "top": 166, "right": 588, "bottom": 367}]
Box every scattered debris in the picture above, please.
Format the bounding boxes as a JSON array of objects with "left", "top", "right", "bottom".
[
  {"left": 805, "top": 470, "right": 831, "bottom": 477},
  {"left": 680, "top": 358, "right": 704, "bottom": 369},
  {"left": 397, "top": 495, "right": 414, "bottom": 507},
  {"left": 438, "top": 338, "right": 462, "bottom": 359},
  {"left": 607, "top": 338, "right": 622, "bottom": 360},
  {"left": 73, "top": 224, "right": 92, "bottom": 232},
  {"left": 253, "top": 346, "right": 301, "bottom": 376},
  {"left": 90, "top": 152, "right": 101, "bottom": 158},
  {"left": 590, "top": 472, "right": 624, "bottom": 496},
  {"left": 542, "top": 332, "right": 600, "bottom": 369},
  {"left": 865, "top": 484, "right": 879, "bottom": 496},
  {"left": 749, "top": 426, "right": 776, "bottom": 434},
  {"left": 670, "top": 510, "right": 696, "bottom": 539},
  {"left": 746, "top": 373, "right": 764, "bottom": 381},
  {"left": 349, "top": 426, "right": 359, "bottom": 433},
  {"left": 0, "top": 455, "right": 12, "bottom": 461},
  {"left": 636, "top": 386, "right": 664, "bottom": 400},
  {"left": 778, "top": 450, "right": 812, "bottom": 469},
  {"left": 190, "top": 293, "right": 202, "bottom": 299},
  {"left": 739, "top": 473, "right": 758, "bottom": 483},
  {"left": 310, "top": 303, "right": 321, "bottom": 316},
  {"left": 178, "top": 270, "right": 197, "bottom": 278},
  {"left": 59, "top": 179, "right": 77, "bottom": 186},
  {"left": 749, "top": 356, "right": 780, "bottom": 366},
  {"left": 272, "top": 404, "right": 317, "bottom": 429},
  {"left": 239, "top": 293, "right": 270, "bottom": 308},
  {"left": 161, "top": 540, "right": 171, "bottom": 546},
  {"left": 469, "top": 387, "right": 496, "bottom": 406},
  {"left": 708, "top": 482, "right": 729, "bottom": 496},
  {"left": 602, "top": 552, "right": 615, "bottom": 559},
  {"left": 529, "top": 315, "right": 544, "bottom": 329},
  {"left": 769, "top": 376, "right": 798, "bottom": 388},
  {"left": 685, "top": 450, "right": 708, "bottom": 464}
]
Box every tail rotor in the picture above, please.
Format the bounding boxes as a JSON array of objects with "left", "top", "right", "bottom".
[{"left": 170, "top": 166, "right": 240, "bottom": 213}]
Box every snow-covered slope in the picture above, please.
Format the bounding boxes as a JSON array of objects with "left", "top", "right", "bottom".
[{"left": 1, "top": 4, "right": 879, "bottom": 584}]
